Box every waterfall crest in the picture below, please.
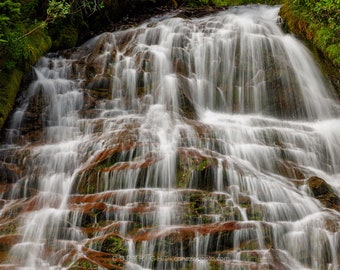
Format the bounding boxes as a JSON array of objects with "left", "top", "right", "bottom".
[{"left": 0, "top": 5, "right": 339, "bottom": 270}]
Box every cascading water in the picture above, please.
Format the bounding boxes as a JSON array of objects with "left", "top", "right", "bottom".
[{"left": 0, "top": 5, "right": 339, "bottom": 270}]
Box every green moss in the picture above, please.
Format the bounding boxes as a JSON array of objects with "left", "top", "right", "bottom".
[
  {"left": 280, "top": 1, "right": 340, "bottom": 70},
  {"left": 0, "top": 27, "right": 51, "bottom": 131},
  {"left": 0, "top": 69, "right": 23, "bottom": 130},
  {"left": 326, "top": 43, "right": 340, "bottom": 67},
  {"left": 240, "top": 251, "right": 261, "bottom": 263},
  {"left": 102, "top": 236, "right": 127, "bottom": 254},
  {"left": 177, "top": 167, "right": 191, "bottom": 188},
  {"left": 72, "top": 168, "right": 103, "bottom": 195},
  {"left": 280, "top": 1, "right": 340, "bottom": 94},
  {"left": 23, "top": 29, "right": 52, "bottom": 70},
  {"left": 176, "top": 156, "right": 217, "bottom": 189},
  {"left": 68, "top": 258, "right": 98, "bottom": 269},
  {"left": 247, "top": 207, "right": 263, "bottom": 221},
  {"left": 0, "top": 220, "right": 18, "bottom": 236}
]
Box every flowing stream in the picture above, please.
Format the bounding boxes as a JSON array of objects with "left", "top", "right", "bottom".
[{"left": 0, "top": 5, "right": 339, "bottom": 270}]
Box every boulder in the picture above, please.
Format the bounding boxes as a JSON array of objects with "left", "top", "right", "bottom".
[{"left": 307, "top": 176, "right": 340, "bottom": 211}]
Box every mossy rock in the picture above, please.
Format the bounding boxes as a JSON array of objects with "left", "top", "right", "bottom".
[
  {"left": 21, "top": 29, "right": 52, "bottom": 71},
  {"left": 0, "top": 28, "right": 51, "bottom": 132},
  {"left": 279, "top": 3, "right": 340, "bottom": 95},
  {"left": 176, "top": 149, "right": 219, "bottom": 189},
  {"left": 89, "top": 234, "right": 127, "bottom": 256},
  {"left": 307, "top": 176, "right": 340, "bottom": 211},
  {"left": 0, "top": 219, "right": 19, "bottom": 236},
  {"left": 68, "top": 258, "right": 99, "bottom": 270},
  {"left": 0, "top": 70, "right": 23, "bottom": 131},
  {"left": 101, "top": 235, "right": 127, "bottom": 255},
  {"left": 72, "top": 167, "right": 104, "bottom": 195}
]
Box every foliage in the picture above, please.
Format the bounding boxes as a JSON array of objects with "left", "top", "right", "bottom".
[
  {"left": 0, "top": 70, "right": 23, "bottom": 129},
  {"left": 0, "top": 1, "right": 21, "bottom": 43},
  {"left": 71, "top": 0, "right": 105, "bottom": 17},
  {"left": 0, "top": 0, "right": 71, "bottom": 72},
  {"left": 281, "top": 0, "right": 340, "bottom": 69},
  {"left": 47, "top": 0, "right": 105, "bottom": 51},
  {"left": 46, "top": 0, "right": 71, "bottom": 24},
  {"left": 0, "top": 0, "right": 106, "bottom": 72},
  {"left": 291, "top": 0, "right": 340, "bottom": 32},
  {"left": 292, "top": 0, "right": 340, "bottom": 26},
  {"left": 18, "top": 0, "right": 40, "bottom": 19},
  {"left": 0, "top": 0, "right": 27, "bottom": 71}
]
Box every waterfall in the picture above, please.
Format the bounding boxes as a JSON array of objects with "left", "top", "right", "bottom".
[{"left": 0, "top": 5, "right": 339, "bottom": 270}]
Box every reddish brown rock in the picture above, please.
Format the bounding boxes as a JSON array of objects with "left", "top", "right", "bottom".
[
  {"left": 307, "top": 176, "right": 340, "bottom": 211},
  {"left": 133, "top": 221, "right": 246, "bottom": 242},
  {"left": 277, "top": 160, "right": 305, "bottom": 180}
]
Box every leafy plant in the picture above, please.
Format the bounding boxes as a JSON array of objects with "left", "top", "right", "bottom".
[
  {"left": 0, "top": 0, "right": 71, "bottom": 71},
  {"left": 71, "top": 0, "right": 105, "bottom": 16},
  {"left": 18, "top": 0, "right": 71, "bottom": 40},
  {"left": 0, "top": 0, "right": 21, "bottom": 43}
]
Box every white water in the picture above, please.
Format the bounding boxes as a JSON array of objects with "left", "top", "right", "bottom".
[{"left": 0, "top": 5, "right": 339, "bottom": 270}]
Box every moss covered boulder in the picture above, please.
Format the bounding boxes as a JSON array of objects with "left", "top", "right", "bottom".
[
  {"left": 307, "top": 176, "right": 340, "bottom": 211},
  {"left": 279, "top": 2, "right": 340, "bottom": 94},
  {"left": 0, "top": 70, "right": 23, "bottom": 131}
]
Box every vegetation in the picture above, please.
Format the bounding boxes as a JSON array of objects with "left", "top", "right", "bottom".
[
  {"left": 0, "top": 0, "right": 105, "bottom": 72},
  {"left": 0, "top": 70, "right": 23, "bottom": 130},
  {"left": 183, "top": 0, "right": 339, "bottom": 73},
  {"left": 0, "top": 0, "right": 104, "bottom": 130},
  {"left": 280, "top": 0, "right": 340, "bottom": 69},
  {"left": 0, "top": 0, "right": 339, "bottom": 131}
]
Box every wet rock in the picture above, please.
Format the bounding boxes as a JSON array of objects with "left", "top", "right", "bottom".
[
  {"left": 279, "top": 4, "right": 340, "bottom": 93},
  {"left": 86, "top": 77, "right": 111, "bottom": 92},
  {"left": 0, "top": 162, "right": 18, "bottom": 184},
  {"left": 0, "top": 234, "right": 22, "bottom": 264},
  {"left": 88, "top": 233, "right": 127, "bottom": 256},
  {"left": 67, "top": 258, "right": 99, "bottom": 270},
  {"left": 177, "top": 76, "right": 197, "bottom": 119},
  {"left": 0, "top": 235, "right": 22, "bottom": 253},
  {"left": 276, "top": 160, "right": 305, "bottom": 180},
  {"left": 64, "top": 245, "right": 125, "bottom": 270},
  {"left": 72, "top": 146, "right": 147, "bottom": 194},
  {"left": 133, "top": 221, "right": 241, "bottom": 242},
  {"left": 85, "top": 77, "right": 112, "bottom": 100},
  {"left": 177, "top": 6, "right": 227, "bottom": 19},
  {"left": 266, "top": 249, "right": 293, "bottom": 270},
  {"left": 10, "top": 94, "right": 46, "bottom": 144},
  {"left": 78, "top": 90, "right": 99, "bottom": 119},
  {"left": 176, "top": 147, "right": 220, "bottom": 189},
  {"left": 263, "top": 61, "right": 306, "bottom": 119},
  {"left": 307, "top": 176, "right": 340, "bottom": 211},
  {"left": 74, "top": 202, "right": 107, "bottom": 228}
]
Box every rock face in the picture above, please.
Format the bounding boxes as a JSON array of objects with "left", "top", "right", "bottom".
[
  {"left": 279, "top": 3, "right": 340, "bottom": 95},
  {"left": 0, "top": 27, "right": 52, "bottom": 132},
  {"left": 308, "top": 176, "right": 340, "bottom": 211},
  {"left": 50, "top": 0, "right": 180, "bottom": 51},
  {"left": 0, "top": 162, "right": 18, "bottom": 184},
  {"left": 0, "top": 0, "right": 178, "bottom": 133},
  {"left": 0, "top": 70, "right": 24, "bottom": 134},
  {"left": 0, "top": 5, "right": 340, "bottom": 270}
]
